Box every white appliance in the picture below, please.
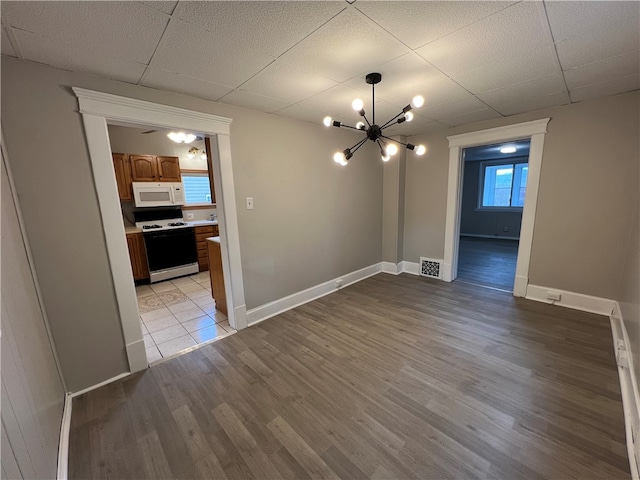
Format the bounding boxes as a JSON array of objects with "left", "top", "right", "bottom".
[{"left": 132, "top": 182, "right": 185, "bottom": 208}]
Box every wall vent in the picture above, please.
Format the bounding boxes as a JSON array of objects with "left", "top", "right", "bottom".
[{"left": 420, "top": 257, "right": 443, "bottom": 279}]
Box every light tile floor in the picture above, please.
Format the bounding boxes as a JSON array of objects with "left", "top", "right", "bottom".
[{"left": 135, "top": 271, "right": 234, "bottom": 363}]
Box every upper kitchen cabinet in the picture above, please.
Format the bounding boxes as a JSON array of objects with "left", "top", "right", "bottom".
[
  {"left": 130, "top": 155, "right": 181, "bottom": 182},
  {"left": 156, "top": 156, "right": 181, "bottom": 182},
  {"left": 112, "top": 153, "right": 132, "bottom": 201}
]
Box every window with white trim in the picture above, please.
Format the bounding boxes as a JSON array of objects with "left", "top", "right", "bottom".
[
  {"left": 479, "top": 160, "right": 528, "bottom": 209},
  {"left": 182, "top": 172, "right": 212, "bottom": 204}
]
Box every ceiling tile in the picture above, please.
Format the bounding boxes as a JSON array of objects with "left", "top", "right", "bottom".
[
  {"left": 343, "top": 53, "right": 444, "bottom": 104},
  {"left": 416, "top": 1, "right": 553, "bottom": 77},
  {"left": 422, "top": 94, "right": 491, "bottom": 121},
  {"left": 563, "top": 52, "right": 640, "bottom": 90},
  {"left": 355, "top": 1, "right": 516, "bottom": 49},
  {"left": 279, "top": 8, "right": 409, "bottom": 82},
  {"left": 276, "top": 104, "right": 328, "bottom": 125},
  {"left": 174, "top": 1, "right": 346, "bottom": 58},
  {"left": 138, "top": 1, "right": 178, "bottom": 15},
  {"left": 439, "top": 108, "right": 503, "bottom": 127},
  {"left": 2, "top": 27, "right": 16, "bottom": 57},
  {"left": 387, "top": 76, "right": 471, "bottom": 111},
  {"left": 477, "top": 74, "right": 567, "bottom": 106},
  {"left": 13, "top": 29, "right": 146, "bottom": 84},
  {"left": 555, "top": 24, "right": 640, "bottom": 70},
  {"left": 218, "top": 90, "right": 290, "bottom": 114},
  {"left": 453, "top": 44, "right": 561, "bottom": 93},
  {"left": 2, "top": 1, "right": 169, "bottom": 64},
  {"left": 239, "top": 61, "right": 337, "bottom": 103},
  {"left": 490, "top": 91, "right": 570, "bottom": 117},
  {"left": 384, "top": 114, "right": 446, "bottom": 136},
  {"left": 150, "top": 19, "right": 274, "bottom": 87},
  {"left": 141, "top": 68, "right": 232, "bottom": 101},
  {"left": 299, "top": 84, "right": 369, "bottom": 120},
  {"left": 545, "top": 1, "right": 640, "bottom": 43},
  {"left": 569, "top": 73, "right": 640, "bottom": 103}
]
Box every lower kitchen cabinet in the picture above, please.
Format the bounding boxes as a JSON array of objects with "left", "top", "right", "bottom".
[
  {"left": 207, "top": 237, "right": 227, "bottom": 317},
  {"left": 195, "top": 224, "right": 218, "bottom": 271},
  {"left": 126, "top": 232, "right": 149, "bottom": 281}
]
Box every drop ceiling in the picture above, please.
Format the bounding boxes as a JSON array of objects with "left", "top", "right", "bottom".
[{"left": 2, "top": 1, "right": 638, "bottom": 135}]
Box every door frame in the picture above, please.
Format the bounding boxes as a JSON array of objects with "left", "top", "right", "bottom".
[
  {"left": 443, "top": 118, "right": 550, "bottom": 296},
  {"left": 73, "top": 87, "right": 247, "bottom": 373}
]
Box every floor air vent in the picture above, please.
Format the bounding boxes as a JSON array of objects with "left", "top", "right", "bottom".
[{"left": 420, "top": 257, "right": 443, "bottom": 279}]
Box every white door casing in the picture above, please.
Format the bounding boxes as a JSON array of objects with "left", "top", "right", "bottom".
[
  {"left": 73, "top": 88, "right": 247, "bottom": 373},
  {"left": 444, "top": 118, "right": 550, "bottom": 297}
]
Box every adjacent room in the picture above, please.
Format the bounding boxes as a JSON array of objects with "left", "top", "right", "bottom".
[{"left": 2, "top": 1, "right": 638, "bottom": 479}]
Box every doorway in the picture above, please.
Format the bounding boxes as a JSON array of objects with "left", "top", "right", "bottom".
[
  {"left": 457, "top": 140, "right": 530, "bottom": 291},
  {"left": 443, "top": 118, "right": 550, "bottom": 297},
  {"left": 73, "top": 87, "right": 247, "bottom": 374}
]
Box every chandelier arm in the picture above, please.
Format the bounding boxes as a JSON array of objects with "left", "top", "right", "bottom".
[
  {"left": 339, "top": 123, "right": 364, "bottom": 131},
  {"left": 349, "top": 137, "right": 370, "bottom": 156},
  {"left": 379, "top": 135, "right": 408, "bottom": 147},
  {"left": 346, "top": 136, "right": 370, "bottom": 152},
  {"left": 379, "top": 111, "right": 406, "bottom": 129}
]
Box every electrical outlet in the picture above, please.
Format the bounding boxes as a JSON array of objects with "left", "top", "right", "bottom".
[
  {"left": 546, "top": 291, "right": 561, "bottom": 301},
  {"left": 246, "top": 197, "right": 254, "bottom": 210},
  {"left": 186, "top": 213, "right": 195, "bottom": 220},
  {"left": 335, "top": 279, "right": 343, "bottom": 289}
]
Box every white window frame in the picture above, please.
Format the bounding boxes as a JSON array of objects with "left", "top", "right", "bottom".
[{"left": 477, "top": 159, "right": 528, "bottom": 212}]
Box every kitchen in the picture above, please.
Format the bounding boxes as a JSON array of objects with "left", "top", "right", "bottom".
[{"left": 108, "top": 125, "right": 234, "bottom": 363}]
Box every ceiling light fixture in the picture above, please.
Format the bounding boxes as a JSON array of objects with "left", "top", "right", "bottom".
[
  {"left": 187, "top": 146, "right": 208, "bottom": 160},
  {"left": 167, "top": 131, "right": 197, "bottom": 144},
  {"left": 500, "top": 145, "right": 517, "bottom": 154},
  {"left": 324, "top": 73, "right": 426, "bottom": 166}
]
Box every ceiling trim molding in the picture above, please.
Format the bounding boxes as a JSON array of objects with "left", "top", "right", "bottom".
[
  {"left": 72, "top": 87, "right": 232, "bottom": 135},
  {"left": 447, "top": 118, "right": 550, "bottom": 148}
]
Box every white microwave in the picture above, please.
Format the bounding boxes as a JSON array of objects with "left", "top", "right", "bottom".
[{"left": 132, "top": 182, "right": 185, "bottom": 207}]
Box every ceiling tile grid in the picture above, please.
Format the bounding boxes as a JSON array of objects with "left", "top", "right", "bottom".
[{"left": 0, "top": 1, "right": 638, "bottom": 132}]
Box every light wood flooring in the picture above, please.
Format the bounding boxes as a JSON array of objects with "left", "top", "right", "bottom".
[
  {"left": 457, "top": 236, "right": 519, "bottom": 291},
  {"left": 69, "top": 273, "right": 629, "bottom": 479}
]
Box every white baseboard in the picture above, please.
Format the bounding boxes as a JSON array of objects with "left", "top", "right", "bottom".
[
  {"left": 246, "top": 263, "right": 382, "bottom": 326},
  {"left": 126, "top": 339, "right": 147, "bottom": 374},
  {"left": 233, "top": 303, "right": 248, "bottom": 330},
  {"left": 401, "top": 261, "right": 420, "bottom": 276},
  {"left": 382, "top": 261, "right": 402, "bottom": 275},
  {"left": 57, "top": 393, "right": 72, "bottom": 480},
  {"left": 525, "top": 284, "right": 616, "bottom": 316},
  {"left": 70, "top": 371, "right": 131, "bottom": 398},
  {"left": 610, "top": 305, "right": 640, "bottom": 480},
  {"left": 513, "top": 275, "right": 528, "bottom": 298}
]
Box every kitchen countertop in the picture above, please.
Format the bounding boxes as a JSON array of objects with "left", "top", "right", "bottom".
[
  {"left": 123, "top": 220, "right": 217, "bottom": 235},
  {"left": 206, "top": 236, "right": 221, "bottom": 244}
]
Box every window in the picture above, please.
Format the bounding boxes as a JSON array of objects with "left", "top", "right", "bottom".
[
  {"left": 182, "top": 172, "right": 212, "bottom": 204},
  {"left": 479, "top": 161, "right": 528, "bottom": 209}
]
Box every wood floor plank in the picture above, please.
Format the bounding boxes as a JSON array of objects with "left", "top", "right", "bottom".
[{"left": 69, "top": 273, "right": 630, "bottom": 479}]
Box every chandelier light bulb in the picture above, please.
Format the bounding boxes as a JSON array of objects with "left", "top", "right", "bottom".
[
  {"left": 333, "top": 152, "right": 345, "bottom": 164},
  {"left": 405, "top": 111, "right": 414, "bottom": 122},
  {"left": 200, "top": 152, "right": 207, "bottom": 160},
  {"left": 415, "top": 144, "right": 427, "bottom": 156},
  {"left": 352, "top": 98, "right": 364, "bottom": 112},
  {"left": 356, "top": 121, "right": 365, "bottom": 130},
  {"left": 323, "top": 116, "right": 332, "bottom": 127},
  {"left": 411, "top": 95, "right": 424, "bottom": 108},
  {"left": 187, "top": 153, "right": 195, "bottom": 159},
  {"left": 381, "top": 153, "right": 390, "bottom": 162},
  {"left": 385, "top": 143, "right": 398, "bottom": 156}
]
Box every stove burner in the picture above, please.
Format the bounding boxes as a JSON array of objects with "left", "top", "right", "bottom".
[
  {"left": 142, "top": 224, "right": 162, "bottom": 230},
  {"left": 168, "top": 222, "right": 187, "bottom": 227}
]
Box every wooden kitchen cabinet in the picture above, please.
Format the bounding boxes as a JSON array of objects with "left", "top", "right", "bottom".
[
  {"left": 126, "top": 232, "right": 149, "bottom": 281},
  {"left": 130, "top": 155, "right": 181, "bottom": 182},
  {"left": 112, "top": 153, "right": 132, "bottom": 201},
  {"left": 207, "top": 237, "right": 227, "bottom": 317},
  {"left": 195, "top": 224, "right": 219, "bottom": 271}
]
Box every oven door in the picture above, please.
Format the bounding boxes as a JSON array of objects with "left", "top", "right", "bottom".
[{"left": 143, "top": 227, "right": 197, "bottom": 273}]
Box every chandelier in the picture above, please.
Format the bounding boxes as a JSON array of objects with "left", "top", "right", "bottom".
[{"left": 323, "top": 72, "right": 427, "bottom": 166}]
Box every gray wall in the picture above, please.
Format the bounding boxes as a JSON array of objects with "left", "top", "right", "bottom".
[
  {"left": 1, "top": 159, "right": 65, "bottom": 479},
  {"left": 1, "top": 57, "right": 382, "bottom": 391},
  {"left": 405, "top": 91, "right": 639, "bottom": 300},
  {"left": 619, "top": 192, "right": 639, "bottom": 392},
  {"left": 460, "top": 159, "right": 523, "bottom": 238}
]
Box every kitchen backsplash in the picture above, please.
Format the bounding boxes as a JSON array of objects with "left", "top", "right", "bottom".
[{"left": 120, "top": 200, "right": 216, "bottom": 225}]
